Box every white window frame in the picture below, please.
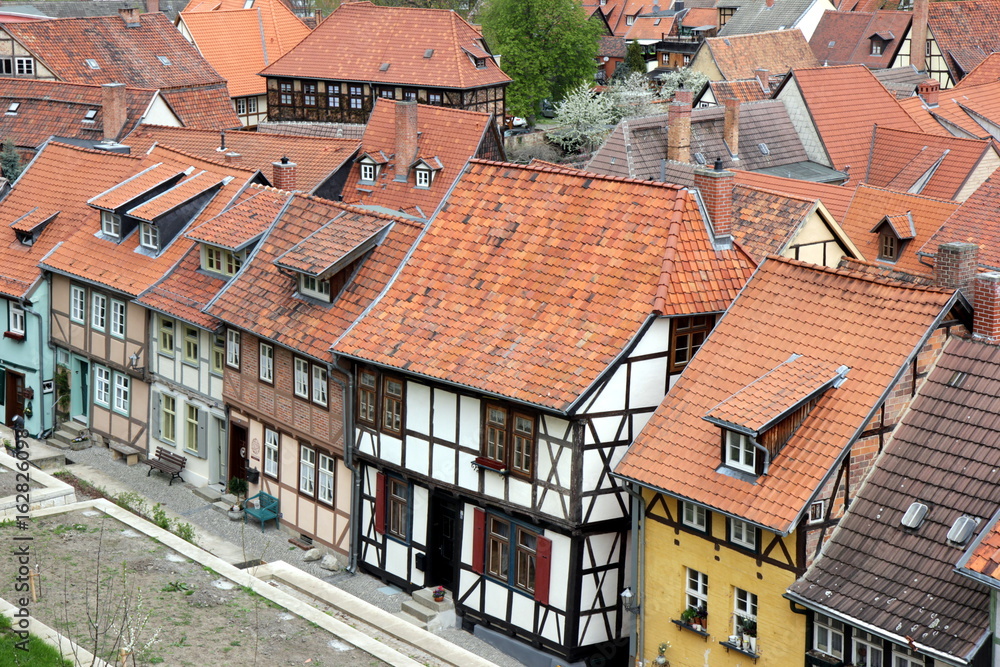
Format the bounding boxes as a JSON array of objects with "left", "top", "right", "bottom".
[
  {"left": 211, "top": 335, "right": 224, "bottom": 375},
  {"left": 15, "top": 57, "right": 33, "bottom": 75},
  {"left": 247, "top": 96, "right": 257, "bottom": 113},
  {"left": 113, "top": 373, "right": 130, "bottom": 414},
  {"left": 853, "top": 631, "right": 883, "bottom": 667},
  {"left": 8, "top": 304, "right": 24, "bottom": 335},
  {"left": 293, "top": 358, "right": 309, "bottom": 398},
  {"left": 259, "top": 342, "right": 273, "bottom": 382},
  {"left": 101, "top": 210, "right": 120, "bottom": 237},
  {"left": 299, "top": 445, "right": 315, "bottom": 495},
  {"left": 685, "top": 567, "right": 708, "bottom": 611},
  {"left": 725, "top": 430, "right": 755, "bottom": 473},
  {"left": 139, "top": 222, "right": 159, "bottom": 251},
  {"left": 312, "top": 366, "right": 327, "bottom": 407},
  {"left": 184, "top": 404, "right": 199, "bottom": 455},
  {"left": 110, "top": 300, "right": 125, "bottom": 338},
  {"left": 226, "top": 329, "right": 240, "bottom": 368},
  {"left": 70, "top": 285, "right": 86, "bottom": 323},
  {"left": 892, "top": 647, "right": 923, "bottom": 667},
  {"left": 809, "top": 500, "right": 826, "bottom": 524},
  {"left": 813, "top": 613, "right": 844, "bottom": 659},
  {"left": 300, "top": 274, "right": 330, "bottom": 301},
  {"left": 360, "top": 162, "right": 376, "bottom": 182},
  {"left": 681, "top": 502, "right": 707, "bottom": 531},
  {"left": 94, "top": 365, "right": 111, "bottom": 406},
  {"left": 733, "top": 588, "right": 757, "bottom": 634},
  {"left": 264, "top": 428, "right": 279, "bottom": 477},
  {"left": 91, "top": 292, "right": 107, "bottom": 331},
  {"left": 235, "top": 97, "right": 247, "bottom": 114},
  {"left": 415, "top": 168, "right": 430, "bottom": 188},
  {"left": 730, "top": 518, "right": 757, "bottom": 550},
  {"left": 318, "top": 452, "right": 335, "bottom": 504}
]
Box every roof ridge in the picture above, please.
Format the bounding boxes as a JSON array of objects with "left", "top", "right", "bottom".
[
  {"left": 467, "top": 158, "right": 686, "bottom": 190},
  {"left": 769, "top": 254, "right": 952, "bottom": 293},
  {"left": 151, "top": 144, "right": 259, "bottom": 175},
  {"left": 0, "top": 77, "right": 159, "bottom": 94},
  {"left": 45, "top": 140, "right": 142, "bottom": 161},
  {"left": 875, "top": 124, "right": 990, "bottom": 145},
  {"left": 853, "top": 182, "right": 959, "bottom": 205},
  {"left": 292, "top": 192, "right": 423, "bottom": 227}
]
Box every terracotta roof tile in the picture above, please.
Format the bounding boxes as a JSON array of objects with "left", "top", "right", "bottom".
[
  {"left": 615, "top": 256, "right": 956, "bottom": 532},
  {"left": 809, "top": 10, "right": 911, "bottom": 68},
  {"left": 186, "top": 186, "right": 290, "bottom": 250},
  {"left": 703, "top": 29, "right": 819, "bottom": 80},
  {"left": 9, "top": 207, "right": 57, "bottom": 233},
  {"left": 730, "top": 185, "right": 817, "bottom": 262},
  {"left": 598, "top": 35, "right": 627, "bottom": 59},
  {"left": 206, "top": 196, "right": 423, "bottom": 360},
  {"left": 682, "top": 7, "right": 718, "bottom": 28},
  {"left": 732, "top": 169, "right": 857, "bottom": 221},
  {"left": 897, "top": 95, "right": 959, "bottom": 136},
  {"left": 953, "top": 52, "right": 1000, "bottom": 90},
  {"left": 260, "top": 2, "right": 511, "bottom": 90},
  {"left": 88, "top": 163, "right": 187, "bottom": 210},
  {"left": 334, "top": 160, "right": 756, "bottom": 410},
  {"left": 922, "top": 171, "right": 1000, "bottom": 271},
  {"left": 274, "top": 213, "right": 390, "bottom": 276},
  {"left": 159, "top": 87, "right": 242, "bottom": 130},
  {"left": 707, "top": 77, "right": 778, "bottom": 104},
  {"left": 126, "top": 170, "right": 226, "bottom": 221},
  {"left": 0, "top": 141, "right": 139, "bottom": 299},
  {"left": 928, "top": 0, "right": 1000, "bottom": 82},
  {"left": 624, "top": 14, "right": 674, "bottom": 41}
]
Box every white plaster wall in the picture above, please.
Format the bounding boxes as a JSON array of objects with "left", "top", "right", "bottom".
[
  {"left": 143, "top": 96, "right": 183, "bottom": 127},
  {"left": 433, "top": 388, "right": 456, "bottom": 442},
  {"left": 381, "top": 434, "right": 402, "bottom": 467},
  {"left": 412, "top": 485, "right": 429, "bottom": 546},
  {"left": 629, "top": 356, "right": 669, "bottom": 407},
  {"left": 406, "top": 381, "right": 430, "bottom": 436},
  {"left": 794, "top": 0, "right": 834, "bottom": 40},
  {"left": 406, "top": 436, "right": 429, "bottom": 477}
]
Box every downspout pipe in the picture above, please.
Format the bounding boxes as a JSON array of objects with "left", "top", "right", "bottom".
[
  {"left": 622, "top": 479, "right": 645, "bottom": 665},
  {"left": 21, "top": 297, "right": 45, "bottom": 438},
  {"left": 750, "top": 433, "right": 770, "bottom": 476},
  {"left": 330, "top": 354, "right": 359, "bottom": 573}
]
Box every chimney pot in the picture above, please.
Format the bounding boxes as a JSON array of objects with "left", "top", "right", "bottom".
[
  {"left": 395, "top": 100, "right": 419, "bottom": 173},
  {"left": 934, "top": 242, "right": 978, "bottom": 290},
  {"left": 694, "top": 164, "right": 734, "bottom": 247},
  {"left": 225, "top": 151, "right": 241, "bottom": 164},
  {"left": 101, "top": 82, "right": 128, "bottom": 142},
  {"left": 917, "top": 78, "right": 940, "bottom": 107},
  {"left": 974, "top": 272, "right": 1000, "bottom": 342},
  {"left": 272, "top": 158, "right": 298, "bottom": 191}
]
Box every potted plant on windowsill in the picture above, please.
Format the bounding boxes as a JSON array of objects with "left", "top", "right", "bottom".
[
  {"left": 227, "top": 476, "right": 248, "bottom": 520},
  {"left": 740, "top": 616, "right": 757, "bottom": 653}
]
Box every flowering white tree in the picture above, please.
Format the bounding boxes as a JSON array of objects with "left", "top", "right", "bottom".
[{"left": 546, "top": 83, "right": 616, "bottom": 153}]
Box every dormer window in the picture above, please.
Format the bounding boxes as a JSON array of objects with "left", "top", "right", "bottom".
[
  {"left": 474, "top": 57, "right": 487, "bottom": 68},
  {"left": 725, "top": 430, "right": 755, "bottom": 473},
  {"left": 871, "top": 214, "right": 912, "bottom": 263},
  {"left": 870, "top": 39, "right": 883, "bottom": 55},
  {"left": 879, "top": 233, "right": 897, "bottom": 261},
  {"left": 140, "top": 222, "right": 159, "bottom": 251},
  {"left": 202, "top": 245, "right": 244, "bottom": 276},
  {"left": 101, "top": 210, "right": 121, "bottom": 238},
  {"left": 360, "top": 162, "right": 377, "bottom": 183},
  {"left": 415, "top": 168, "right": 431, "bottom": 188},
  {"left": 299, "top": 274, "right": 331, "bottom": 302},
  {"left": 626, "top": 15, "right": 636, "bottom": 25}
]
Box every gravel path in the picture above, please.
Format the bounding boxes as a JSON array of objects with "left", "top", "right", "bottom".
[{"left": 56, "top": 443, "right": 525, "bottom": 667}]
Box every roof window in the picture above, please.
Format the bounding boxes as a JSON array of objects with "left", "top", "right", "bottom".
[
  {"left": 693, "top": 152, "right": 706, "bottom": 165},
  {"left": 84, "top": 109, "right": 98, "bottom": 121},
  {"left": 946, "top": 515, "right": 979, "bottom": 545},
  {"left": 758, "top": 143, "right": 770, "bottom": 155},
  {"left": 85, "top": 59, "right": 100, "bottom": 70},
  {"left": 379, "top": 62, "right": 390, "bottom": 72},
  {"left": 243, "top": 0, "right": 253, "bottom": 6},
  {"left": 6, "top": 102, "right": 18, "bottom": 115},
  {"left": 900, "top": 502, "right": 928, "bottom": 529},
  {"left": 157, "top": 56, "right": 171, "bottom": 66},
  {"left": 424, "top": 49, "right": 434, "bottom": 58}
]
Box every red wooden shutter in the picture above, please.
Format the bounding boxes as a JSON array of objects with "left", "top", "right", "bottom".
[
  {"left": 374, "top": 472, "right": 386, "bottom": 535},
  {"left": 534, "top": 536, "right": 552, "bottom": 605},
  {"left": 472, "top": 508, "right": 486, "bottom": 574}
]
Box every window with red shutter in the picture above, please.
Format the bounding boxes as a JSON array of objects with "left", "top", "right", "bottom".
[
  {"left": 472, "top": 508, "right": 486, "bottom": 574},
  {"left": 374, "top": 472, "right": 386, "bottom": 535},
  {"left": 534, "top": 536, "right": 552, "bottom": 605}
]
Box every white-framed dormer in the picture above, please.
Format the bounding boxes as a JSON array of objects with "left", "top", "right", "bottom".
[
  {"left": 200, "top": 243, "right": 247, "bottom": 277},
  {"left": 101, "top": 209, "right": 121, "bottom": 238},
  {"left": 411, "top": 157, "right": 442, "bottom": 189},
  {"left": 356, "top": 152, "right": 388, "bottom": 186},
  {"left": 299, "top": 273, "right": 331, "bottom": 302}
]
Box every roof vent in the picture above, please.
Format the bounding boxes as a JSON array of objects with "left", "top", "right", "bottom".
[
  {"left": 424, "top": 49, "right": 434, "bottom": 58},
  {"left": 693, "top": 152, "right": 706, "bottom": 165},
  {"left": 85, "top": 59, "right": 100, "bottom": 70},
  {"left": 901, "top": 502, "right": 928, "bottom": 529},
  {"left": 947, "top": 370, "right": 967, "bottom": 388},
  {"left": 379, "top": 62, "right": 390, "bottom": 71},
  {"left": 157, "top": 55, "right": 171, "bottom": 66},
  {"left": 758, "top": 143, "right": 770, "bottom": 155},
  {"left": 947, "top": 515, "right": 978, "bottom": 545}
]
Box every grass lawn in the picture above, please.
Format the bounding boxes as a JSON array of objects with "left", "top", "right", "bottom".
[{"left": 0, "top": 614, "right": 73, "bottom": 666}]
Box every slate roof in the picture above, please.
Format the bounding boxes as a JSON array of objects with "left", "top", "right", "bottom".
[
  {"left": 789, "top": 336, "right": 1000, "bottom": 662},
  {"left": 875, "top": 65, "right": 936, "bottom": 99},
  {"left": 1, "top": 12, "right": 241, "bottom": 129},
  {"left": 260, "top": 2, "right": 511, "bottom": 90},
  {"left": 205, "top": 197, "right": 423, "bottom": 360},
  {"left": 718, "top": 0, "right": 822, "bottom": 36},
  {"left": 0, "top": 78, "right": 160, "bottom": 150},
  {"left": 340, "top": 99, "right": 496, "bottom": 218},
  {"left": 587, "top": 101, "right": 809, "bottom": 182},
  {"left": 256, "top": 121, "right": 366, "bottom": 139},
  {"left": 335, "top": 160, "right": 756, "bottom": 411},
  {"left": 179, "top": 0, "right": 311, "bottom": 98},
  {"left": 123, "top": 125, "right": 360, "bottom": 194},
  {"left": 809, "top": 10, "right": 911, "bottom": 68},
  {"left": 922, "top": 172, "right": 1000, "bottom": 271},
  {"left": 839, "top": 184, "right": 958, "bottom": 273},
  {"left": 928, "top": 0, "right": 1000, "bottom": 82},
  {"left": 701, "top": 29, "right": 820, "bottom": 79},
  {"left": 615, "top": 256, "right": 957, "bottom": 533},
  {"left": 782, "top": 65, "right": 921, "bottom": 179},
  {"left": 40, "top": 144, "right": 258, "bottom": 296},
  {"left": 0, "top": 141, "right": 139, "bottom": 298}
]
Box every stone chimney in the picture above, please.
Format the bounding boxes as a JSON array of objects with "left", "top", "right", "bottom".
[
  {"left": 666, "top": 96, "right": 692, "bottom": 164},
  {"left": 911, "top": 0, "right": 928, "bottom": 72},
  {"left": 693, "top": 159, "right": 734, "bottom": 247},
  {"left": 974, "top": 272, "right": 1000, "bottom": 342},
  {"left": 272, "top": 156, "right": 297, "bottom": 191},
  {"left": 755, "top": 68, "right": 770, "bottom": 93},
  {"left": 102, "top": 83, "right": 128, "bottom": 141},
  {"left": 723, "top": 97, "right": 740, "bottom": 157},
  {"left": 395, "top": 100, "right": 419, "bottom": 178},
  {"left": 917, "top": 79, "right": 940, "bottom": 107},
  {"left": 119, "top": 6, "right": 141, "bottom": 27},
  {"left": 934, "top": 242, "right": 978, "bottom": 290},
  {"left": 145, "top": 0, "right": 159, "bottom": 13}
]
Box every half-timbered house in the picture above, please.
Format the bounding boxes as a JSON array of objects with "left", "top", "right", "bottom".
[
  {"left": 259, "top": 2, "right": 510, "bottom": 125},
  {"left": 615, "top": 249, "right": 972, "bottom": 666},
  {"left": 332, "top": 160, "right": 756, "bottom": 665}
]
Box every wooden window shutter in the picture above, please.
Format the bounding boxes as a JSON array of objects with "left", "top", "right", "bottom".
[
  {"left": 374, "top": 472, "right": 386, "bottom": 535},
  {"left": 472, "top": 508, "right": 485, "bottom": 574},
  {"left": 196, "top": 410, "right": 208, "bottom": 459},
  {"left": 534, "top": 536, "right": 552, "bottom": 605},
  {"left": 150, "top": 391, "right": 161, "bottom": 440}
]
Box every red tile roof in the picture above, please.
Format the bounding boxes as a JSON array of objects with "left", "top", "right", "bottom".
[
  {"left": 682, "top": 7, "right": 718, "bottom": 28},
  {"left": 340, "top": 99, "right": 496, "bottom": 218},
  {"left": 730, "top": 185, "right": 820, "bottom": 263},
  {"left": 88, "top": 163, "right": 187, "bottom": 211},
  {"left": 41, "top": 144, "right": 258, "bottom": 296},
  {"left": 615, "top": 256, "right": 957, "bottom": 533},
  {"left": 0, "top": 78, "right": 160, "bottom": 150},
  {"left": 334, "top": 160, "right": 756, "bottom": 411},
  {"left": 206, "top": 197, "right": 423, "bottom": 360},
  {"left": 864, "top": 126, "right": 995, "bottom": 200},
  {"left": 953, "top": 52, "right": 1000, "bottom": 90},
  {"left": 126, "top": 170, "right": 226, "bottom": 221},
  {"left": 809, "top": 10, "right": 912, "bottom": 68},
  {"left": 624, "top": 14, "right": 674, "bottom": 41},
  {"left": 260, "top": 2, "right": 511, "bottom": 90},
  {"left": 928, "top": 0, "right": 1000, "bottom": 81},
  {"left": 0, "top": 142, "right": 139, "bottom": 299},
  {"left": 784, "top": 65, "right": 921, "bottom": 180},
  {"left": 733, "top": 169, "right": 857, "bottom": 221},
  {"left": 179, "top": 0, "right": 311, "bottom": 98},
  {"left": 274, "top": 214, "right": 389, "bottom": 276},
  {"left": 186, "top": 186, "right": 289, "bottom": 250},
  {"left": 706, "top": 77, "right": 777, "bottom": 104},
  {"left": 839, "top": 184, "right": 959, "bottom": 274},
  {"left": 922, "top": 171, "right": 1000, "bottom": 271},
  {"left": 897, "top": 95, "right": 958, "bottom": 136},
  {"left": 159, "top": 87, "right": 242, "bottom": 131},
  {"left": 702, "top": 29, "right": 820, "bottom": 80}
]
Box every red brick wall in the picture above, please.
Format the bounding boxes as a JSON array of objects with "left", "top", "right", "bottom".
[{"left": 974, "top": 273, "right": 1000, "bottom": 342}]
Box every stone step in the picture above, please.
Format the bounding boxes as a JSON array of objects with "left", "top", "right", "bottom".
[
  {"left": 393, "top": 610, "right": 427, "bottom": 630},
  {"left": 412, "top": 587, "right": 454, "bottom": 612},
  {"left": 192, "top": 485, "right": 222, "bottom": 502},
  {"left": 400, "top": 599, "right": 437, "bottom": 624}
]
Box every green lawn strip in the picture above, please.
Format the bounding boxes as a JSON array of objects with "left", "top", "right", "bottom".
[{"left": 0, "top": 614, "right": 73, "bottom": 666}]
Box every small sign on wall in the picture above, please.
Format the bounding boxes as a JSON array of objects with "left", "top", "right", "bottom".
[{"left": 42, "top": 380, "right": 54, "bottom": 394}]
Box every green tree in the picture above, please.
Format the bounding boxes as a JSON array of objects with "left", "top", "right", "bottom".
[
  {"left": 481, "top": 0, "right": 603, "bottom": 120},
  {"left": 624, "top": 40, "right": 646, "bottom": 77},
  {"left": 0, "top": 138, "right": 21, "bottom": 183}
]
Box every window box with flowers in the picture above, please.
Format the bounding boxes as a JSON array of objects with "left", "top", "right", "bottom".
[{"left": 674, "top": 605, "right": 708, "bottom": 634}]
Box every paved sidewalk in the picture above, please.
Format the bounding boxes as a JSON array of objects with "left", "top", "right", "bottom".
[{"left": 17, "top": 432, "right": 524, "bottom": 667}]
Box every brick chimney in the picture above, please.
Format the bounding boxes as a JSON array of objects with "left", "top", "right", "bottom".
[
  {"left": 765, "top": 0, "right": 774, "bottom": 7},
  {"left": 395, "top": 100, "right": 419, "bottom": 179},
  {"left": 723, "top": 97, "right": 740, "bottom": 157},
  {"left": 917, "top": 78, "right": 940, "bottom": 107},
  {"left": 145, "top": 0, "right": 159, "bottom": 13},
  {"left": 225, "top": 151, "right": 241, "bottom": 164},
  {"left": 272, "top": 156, "right": 297, "bottom": 191},
  {"left": 755, "top": 68, "right": 770, "bottom": 93},
  {"left": 693, "top": 159, "right": 734, "bottom": 247},
  {"left": 102, "top": 82, "right": 127, "bottom": 141},
  {"left": 934, "top": 242, "right": 978, "bottom": 289},
  {"left": 673, "top": 86, "right": 693, "bottom": 105},
  {"left": 974, "top": 272, "right": 1000, "bottom": 342},
  {"left": 666, "top": 96, "right": 692, "bottom": 163},
  {"left": 911, "top": 0, "right": 928, "bottom": 72},
  {"left": 119, "top": 6, "right": 141, "bottom": 27}
]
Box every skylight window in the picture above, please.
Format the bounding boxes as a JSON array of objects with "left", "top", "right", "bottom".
[
  {"left": 85, "top": 59, "right": 100, "bottom": 70},
  {"left": 693, "top": 152, "right": 707, "bottom": 165},
  {"left": 84, "top": 109, "right": 98, "bottom": 121},
  {"left": 242, "top": 0, "right": 253, "bottom": 7},
  {"left": 6, "top": 102, "right": 19, "bottom": 114},
  {"left": 379, "top": 62, "right": 390, "bottom": 72},
  {"left": 157, "top": 56, "right": 171, "bottom": 66},
  {"left": 424, "top": 49, "right": 434, "bottom": 58}
]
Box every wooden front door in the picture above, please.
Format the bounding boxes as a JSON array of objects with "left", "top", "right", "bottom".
[
  {"left": 228, "top": 423, "right": 247, "bottom": 483},
  {"left": 4, "top": 371, "right": 24, "bottom": 427},
  {"left": 428, "top": 492, "right": 461, "bottom": 591}
]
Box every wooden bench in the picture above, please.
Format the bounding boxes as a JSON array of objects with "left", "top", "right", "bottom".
[
  {"left": 109, "top": 441, "right": 143, "bottom": 466},
  {"left": 144, "top": 447, "right": 187, "bottom": 486},
  {"left": 244, "top": 491, "right": 280, "bottom": 532}
]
